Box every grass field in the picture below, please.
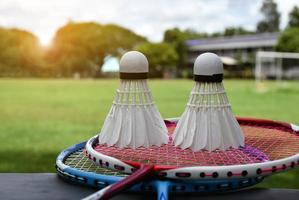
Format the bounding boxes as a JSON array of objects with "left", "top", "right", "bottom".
[{"left": 0, "top": 78, "right": 298, "bottom": 189}]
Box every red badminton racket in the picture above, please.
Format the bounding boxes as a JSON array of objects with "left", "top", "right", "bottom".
[{"left": 85, "top": 117, "right": 299, "bottom": 199}]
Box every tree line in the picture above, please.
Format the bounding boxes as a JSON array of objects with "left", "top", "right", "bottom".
[
  {"left": 0, "top": 22, "right": 147, "bottom": 77},
  {"left": 0, "top": 0, "right": 299, "bottom": 78}
]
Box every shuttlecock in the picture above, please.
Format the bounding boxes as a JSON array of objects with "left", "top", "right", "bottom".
[
  {"left": 173, "top": 52, "right": 244, "bottom": 152},
  {"left": 98, "top": 51, "right": 168, "bottom": 148}
]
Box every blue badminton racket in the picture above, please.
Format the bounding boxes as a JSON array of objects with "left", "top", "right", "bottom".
[{"left": 56, "top": 141, "right": 264, "bottom": 200}]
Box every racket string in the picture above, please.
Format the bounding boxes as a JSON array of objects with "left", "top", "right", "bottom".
[
  {"left": 64, "top": 148, "right": 128, "bottom": 177},
  {"left": 92, "top": 124, "right": 299, "bottom": 167}
]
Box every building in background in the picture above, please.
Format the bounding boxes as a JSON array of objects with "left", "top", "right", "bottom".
[
  {"left": 186, "top": 33, "right": 279, "bottom": 78},
  {"left": 186, "top": 32, "right": 279, "bottom": 64}
]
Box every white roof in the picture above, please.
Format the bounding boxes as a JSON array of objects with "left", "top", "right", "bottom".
[
  {"left": 187, "top": 33, "right": 279, "bottom": 51},
  {"left": 220, "top": 56, "right": 237, "bottom": 65}
]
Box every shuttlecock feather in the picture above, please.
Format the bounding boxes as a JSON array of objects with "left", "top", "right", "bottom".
[
  {"left": 173, "top": 52, "right": 244, "bottom": 151},
  {"left": 98, "top": 51, "right": 168, "bottom": 148}
]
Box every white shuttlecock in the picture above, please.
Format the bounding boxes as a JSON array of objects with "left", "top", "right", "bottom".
[
  {"left": 98, "top": 51, "right": 168, "bottom": 148},
  {"left": 173, "top": 52, "right": 245, "bottom": 152}
]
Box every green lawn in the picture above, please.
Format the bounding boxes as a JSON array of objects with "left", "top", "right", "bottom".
[{"left": 0, "top": 78, "right": 298, "bottom": 189}]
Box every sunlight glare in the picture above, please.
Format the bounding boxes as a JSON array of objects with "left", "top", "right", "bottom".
[{"left": 38, "top": 34, "right": 53, "bottom": 47}]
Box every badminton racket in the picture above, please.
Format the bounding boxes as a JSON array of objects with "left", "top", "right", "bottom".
[
  {"left": 85, "top": 117, "right": 299, "bottom": 199},
  {"left": 56, "top": 140, "right": 264, "bottom": 200}
]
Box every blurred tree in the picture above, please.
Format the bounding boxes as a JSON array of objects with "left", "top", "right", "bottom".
[
  {"left": 276, "top": 27, "right": 299, "bottom": 52},
  {"left": 210, "top": 32, "right": 222, "bottom": 37},
  {"left": 164, "top": 28, "right": 207, "bottom": 42},
  {"left": 256, "top": 0, "right": 280, "bottom": 33},
  {"left": 163, "top": 28, "right": 187, "bottom": 77},
  {"left": 136, "top": 42, "right": 178, "bottom": 78},
  {"left": 102, "top": 24, "right": 147, "bottom": 54},
  {"left": 163, "top": 28, "right": 206, "bottom": 77},
  {"left": 47, "top": 22, "right": 146, "bottom": 77},
  {"left": 288, "top": 6, "right": 299, "bottom": 27},
  {"left": 0, "top": 27, "right": 44, "bottom": 77},
  {"left": 223, "top": 27, "right": 253, "bottom": 36}
]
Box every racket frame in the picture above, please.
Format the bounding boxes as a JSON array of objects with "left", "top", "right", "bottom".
[
  {"left": 56, "top": 141, "right": 265, "bottom": 197},
  {"left": 85, "top": 117, "right": 299, "bottom": 180}
]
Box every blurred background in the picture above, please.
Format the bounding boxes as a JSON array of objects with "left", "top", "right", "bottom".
[{"left": 0, "top": 0, "right": 298, "bottom": 189}]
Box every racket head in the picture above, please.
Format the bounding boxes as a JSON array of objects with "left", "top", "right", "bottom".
[
  {"left": 56, "top": 141, "right": 264, "bottom": 194},
  {"left": 85, "top": 117, "right": 299, "bottom": 179}
]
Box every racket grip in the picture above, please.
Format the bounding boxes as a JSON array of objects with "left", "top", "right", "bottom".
[
  {"left": 82, "top": 186, "right": 112, "bottom": 200},
  {"left": 101, "top": 165, "right": 154, "bottom": 200},
  {"left": 84, "top": 165, "right": 155, "bottom": 200}
]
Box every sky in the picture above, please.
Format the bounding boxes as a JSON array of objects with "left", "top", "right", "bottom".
[{"left": 0, "top": 0, "right": 298, "bottom": 45}]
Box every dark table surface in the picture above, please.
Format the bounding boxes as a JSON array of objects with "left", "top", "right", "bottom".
[{"left": 0, "top": 173, "right": 299, "bottom": 200}]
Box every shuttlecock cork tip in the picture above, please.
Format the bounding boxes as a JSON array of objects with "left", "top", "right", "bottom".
[
  {"left": 194, "top": 52, "right": 223, "bottom": 82},
  {"left": 120, "top": 51, "right": 149, "bottom": 75}
]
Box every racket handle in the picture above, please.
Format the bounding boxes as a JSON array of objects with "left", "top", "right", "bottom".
[
  {"left": 83, "top": 165, "right": 154, "bottom": 200},
  {"left": 156, "top": 181, "right": 169, "bottom": 200},
  {"left": 82, "top": 186, "right": 111, "bottom": 200}
]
